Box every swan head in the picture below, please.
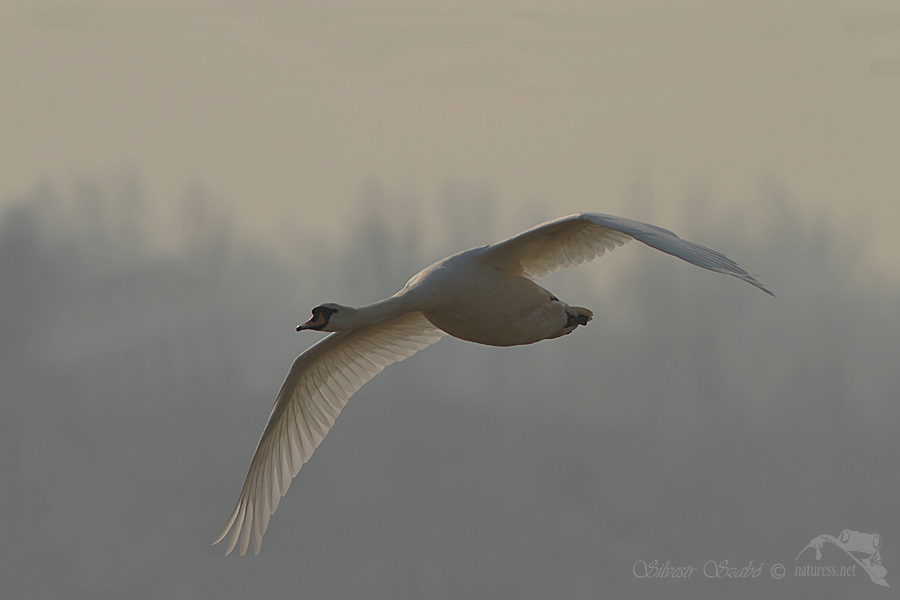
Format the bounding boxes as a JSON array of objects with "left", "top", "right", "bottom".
[{"left": 297, "top": 303, "right": 357, "bottom": 332}]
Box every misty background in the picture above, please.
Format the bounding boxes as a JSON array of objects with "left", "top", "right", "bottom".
[
  {"left": 2, "top": 173, "right": 898, "bottom": 599},
  {"left": 4, "top": 1, "right": 900, "bottom": 598}
]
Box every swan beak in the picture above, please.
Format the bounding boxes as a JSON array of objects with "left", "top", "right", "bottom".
[{"left": 297, "top": 314, "right": 326, "bottom": 331}]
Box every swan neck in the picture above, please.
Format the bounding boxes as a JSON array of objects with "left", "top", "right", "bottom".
[{"left": 353, "top": 293, "right": 414, "bottom": 327}]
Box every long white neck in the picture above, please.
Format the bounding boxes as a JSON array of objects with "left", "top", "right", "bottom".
[{"left": 345, "top": 292, "right": 417, "bottom": 329}]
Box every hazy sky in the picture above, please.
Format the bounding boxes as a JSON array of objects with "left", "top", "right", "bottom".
[
  {"left": 3, "top": 2, "right": 900, "bottom": 598},
  {"left": 3, "top": 168, "right": 897, "bottom": 598},
  {"left": 2, "top": 1, "right": 899, "bottom": 269}
]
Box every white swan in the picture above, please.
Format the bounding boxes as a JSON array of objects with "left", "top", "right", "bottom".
[{"left": 214, "top": 212, "right": 772, "bottom": 555}]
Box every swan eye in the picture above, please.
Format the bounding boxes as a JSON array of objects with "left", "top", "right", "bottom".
[{"left": 312, "top": 306, "right": 338, "bottom": 323}]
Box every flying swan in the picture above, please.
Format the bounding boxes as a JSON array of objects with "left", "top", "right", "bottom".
[{"left": 214, "top": 212, "right": 772, "bottom": 555}]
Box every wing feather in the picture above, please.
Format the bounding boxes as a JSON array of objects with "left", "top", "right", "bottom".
[
  {"left": 214, "top": 311, "right": 444, "bottom": 555},
  {"left": 480, "top": 213, "right": 773, "bottom": 295}
]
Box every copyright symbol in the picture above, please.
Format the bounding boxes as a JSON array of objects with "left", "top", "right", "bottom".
[{"left": 771, "top": 564, "right": 785, "bottom": 579}]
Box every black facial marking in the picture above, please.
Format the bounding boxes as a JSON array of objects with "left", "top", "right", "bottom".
[{"left": 311, "top": 305, "right": 337, "bottom": 329}]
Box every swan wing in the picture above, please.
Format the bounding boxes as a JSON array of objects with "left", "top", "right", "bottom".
[
  {"left": 480, "top": 213, "right": 773, "bottom": 295},
  {"left": 214, "top": 311, "right": 445, "bottom": 556}
]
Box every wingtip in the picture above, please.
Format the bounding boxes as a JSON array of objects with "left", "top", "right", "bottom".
[
  {"left": 211, "top": 531, "right": 237, "bottom": 556},
  {"left": 753, "top": 282, "right": 775, "bottom": 297},
  {"left": 748, "top": 277, "right": 775, "bottom": 297},
  {"left": 211, "top": 527, "right": 229, "bottom": 547}
]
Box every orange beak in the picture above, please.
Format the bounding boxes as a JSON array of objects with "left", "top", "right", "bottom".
[{"left": 297, "top": 313, "right": 327, "bottom": 331}]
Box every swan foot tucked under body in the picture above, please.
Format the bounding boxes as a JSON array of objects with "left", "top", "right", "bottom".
[
  {"left": 565, "top": 307, "right": 593, "bottom": 330},
  {"left": 215, "top": 211, "right": 773, "bottom": 556}
]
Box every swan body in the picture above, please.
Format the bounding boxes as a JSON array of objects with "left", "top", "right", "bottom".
[
  {"left": 407, "top": 248, "right": 591, "bottom": 346},
  {"left": 215, "top": 212, "right": 772, "bottom": 556}
]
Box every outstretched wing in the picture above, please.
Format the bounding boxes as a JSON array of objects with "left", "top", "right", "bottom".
[
  {"left": 214, "top": 311, "right": 445, "bottom": 556},
  {"left": 479, "top": 212, "right": 773, "bottom": 295}
]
